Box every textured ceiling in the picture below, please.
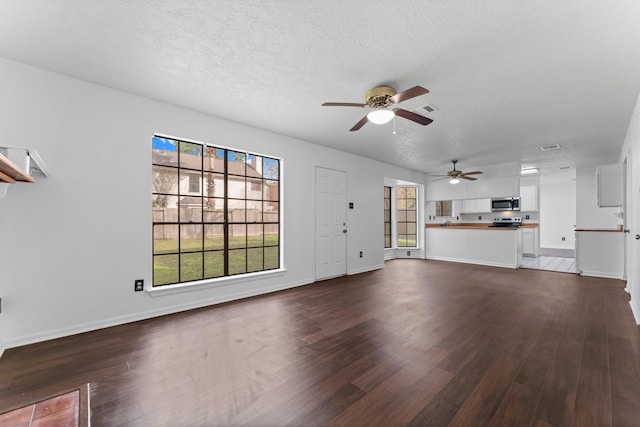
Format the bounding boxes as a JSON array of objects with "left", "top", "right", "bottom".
[{"left": 1, "top": 0, "right": 639, "bottom": 176}]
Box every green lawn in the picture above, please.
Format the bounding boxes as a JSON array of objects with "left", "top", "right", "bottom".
[
  {"left": 397, "top": 237, "right": 417, "bottom": 247},
  {"left": 153, "top": 236, "right": 279, "bottom": 286}
]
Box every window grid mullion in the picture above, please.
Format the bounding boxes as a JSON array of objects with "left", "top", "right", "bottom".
[{"left": 152, "top": 137, "right": 280, "bottom": 286}]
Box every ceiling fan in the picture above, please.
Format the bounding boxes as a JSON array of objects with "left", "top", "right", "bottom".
[
  {"left": 433, "top": 160, "right": 483, "bottom": 183},
  {"left": 322, "top": 85, "right": 433, "bottom": 131}
]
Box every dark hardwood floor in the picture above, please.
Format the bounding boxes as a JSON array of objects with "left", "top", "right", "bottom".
[{"left": 2, "top": 259, "right": 640, "bottom": 426}]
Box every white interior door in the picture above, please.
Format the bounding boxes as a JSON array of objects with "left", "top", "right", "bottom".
[{"left": 315, "top": 167, "right": 347, "bottom": 280}]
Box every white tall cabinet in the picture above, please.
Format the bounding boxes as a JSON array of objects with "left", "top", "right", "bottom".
[{"left": 520, "top": 185, "right": 538, "bottom": 212}]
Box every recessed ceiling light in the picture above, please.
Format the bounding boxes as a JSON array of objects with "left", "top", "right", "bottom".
[
  {"left": 540, "top": 144, "right": 561, "bottom": 151},
  {"left": 521, "top": 168, "right": 539, "bottom": 175}
]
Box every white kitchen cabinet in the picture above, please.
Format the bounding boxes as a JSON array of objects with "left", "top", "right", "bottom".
[
  {"left": 466, "top": 176, "right": 520, "bottom": 199},
  {"left": 452, "top": 200, "right": 463, "bottom": 217},
  {"left": 596, "top": 164, "right": 623, "bottom": 207},
  {"left": 462, "top": 199, "right": 476, "bottom": 213},
  {"left": 428, "top": 175, "right": 520, "bottom": 201},
  {"left": 426, "top": 179, "right": 467, "bottom": 201},
  {"left": 462, "top": 198, "right": 492, "bottom": 213},
  {"left": 520, "top": 185, "right": 538, "bottom": 212},
  {"left": 522, "top": 227, "right": 539, "bottom": 257},
  {"left": 477, "top": 198, "right": 491, "bottom": 213}
]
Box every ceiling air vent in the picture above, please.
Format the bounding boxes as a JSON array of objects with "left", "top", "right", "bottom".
[
  {"left": 422, "top": 103, "right": 439, "bottom": 113},
  {"left": 540, "top": 144, "right": 561, "bottom": 151}
]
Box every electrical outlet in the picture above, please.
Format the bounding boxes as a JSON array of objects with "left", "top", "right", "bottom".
[
  {"left": 407, "top": 251, "right": 411, "bottom": 256},
  {"left": 359, "top": 251, "right": 363, "bottom": 258},
  {"left": 562, "top": 237, "right": 566, "bottom": 241},
  {"left": 134, "top": 279, "right": 144, "bottom": 292}
]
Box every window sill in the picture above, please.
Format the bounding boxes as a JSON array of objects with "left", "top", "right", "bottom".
[
  {"left": 385, "top": 247, "right": 421, "bottom": 250},
  {"left": 147, "top": 268, "right": 288, "bottom": 297}
]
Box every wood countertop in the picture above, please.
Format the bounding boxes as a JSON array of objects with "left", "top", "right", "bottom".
[{"left": 425, "top": 223, "right": 539, "bottom": 229}]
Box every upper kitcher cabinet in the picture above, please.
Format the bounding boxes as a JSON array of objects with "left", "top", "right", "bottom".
[
  {"left": 426, "top": 161, "right": 521, "bottom": 201},
  {"left": 426, "top": 179, "right": 467, "bottom": 201},
  {"left": 596, "top": 163, "right": 623, "bottom": 207},
  {"left": 465, "top": 176, "right": 520, "bottom": 199},
  {"left": 520, "top": 185, "right": 539, "bottom": 212},
  {"left": 426, "top": 176, "right": 520, "bottom": 201}
]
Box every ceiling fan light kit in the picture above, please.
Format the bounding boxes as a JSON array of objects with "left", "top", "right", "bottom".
[
  {"left": 367, "top": 109, "right": 395, "bottom": 124},
  {"left": 449, "top": 178, "right": 460, "bottom": 184},
  {"left": 322, "top": 85, "right": 433, "bottom": 131}
]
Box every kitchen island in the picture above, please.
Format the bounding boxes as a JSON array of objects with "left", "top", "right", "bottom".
[{"left": 425, "top": 223, "right": 523, "bottom": 268}]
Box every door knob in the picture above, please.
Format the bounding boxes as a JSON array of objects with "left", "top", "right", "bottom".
[{"left": 343, "top": 229, "right": 347, "bottom": 233}]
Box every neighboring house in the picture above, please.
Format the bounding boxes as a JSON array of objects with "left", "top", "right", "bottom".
[{"left": 152, "top": 147, "right": 279, "bottom": 238}]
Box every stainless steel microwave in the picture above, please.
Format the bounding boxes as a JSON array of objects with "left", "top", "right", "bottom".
[{"left": 491, "top": 197, "right": 520, "bottom": 211}]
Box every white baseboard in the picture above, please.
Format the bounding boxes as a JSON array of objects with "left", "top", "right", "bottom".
[
  {"left": 579, "top": 270, "right": 624, "bottom": 280},
  {"left": 4, "top": 278, "right": 316, "bottom": 350},
  {"left": 0, "top": 340, "right": 5, "bottom": 359},
  {"left": 630, "top": 299, "right": 640, "bottom": 325},
  {"left": 426, "top": 256, "right": 518, "bottom": 269},
  {"left": 349, "top": 264, "right": 384, "bottom": 275}
]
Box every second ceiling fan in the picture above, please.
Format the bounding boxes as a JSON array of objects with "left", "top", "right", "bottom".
[
  {"left": 322, "top": 85, "right": 433, "bottom": 131},
  {"left": 433, "top": 160, "right": 483, "bottom": 183}
]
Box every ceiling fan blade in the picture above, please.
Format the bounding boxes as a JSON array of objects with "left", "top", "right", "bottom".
[
  {"left": 349, "top": 115, "right": 369, "bottom": 131},
  {"left": 461, "top": 171, "right": 483, "bottom": 175},
  {"left": 393, "top": 108, "right": 433, "bottom": 126},
  {"left": 461, "top": 176, "right": 478, "bottom": 181},
  {"left": 389, "top": 86, "right": 429, "bottom": 104},
  {"left": 322, "top": 102, "right": 367, "bottom": 107},
  {"left": 431, "top": 174, "right": 450, "bottom": 177},
  {"left": 432, "top": 176, "right": 451, "bottom": 182}
]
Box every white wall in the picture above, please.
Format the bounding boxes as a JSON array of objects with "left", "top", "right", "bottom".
[
  {"left": 540, "top": 182, "right": 576, "bottom": 249},
  {"left": 576, "top": 165, "right": 621, "bottom": 229},
  {"left": 618, "top": 91, "right": 640, "bottom": 324},
  {"left": 0, "top": 57, "right": 426, "bottom": 350}
]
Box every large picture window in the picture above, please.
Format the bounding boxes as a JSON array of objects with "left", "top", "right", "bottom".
[
  {"left": 396, "top": 186, "right": 417, "bottom": 247},
  {"left": 152, "top": 136, "right": 280, "bottom": 287}
]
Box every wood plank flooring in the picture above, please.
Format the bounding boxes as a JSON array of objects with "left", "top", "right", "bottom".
[{"left": 1, "top": 259, "right": 639, "bottom": 426}]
